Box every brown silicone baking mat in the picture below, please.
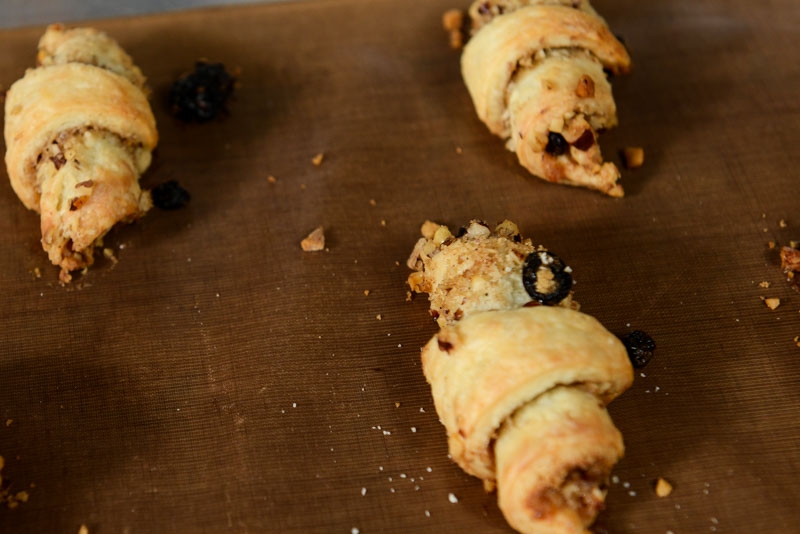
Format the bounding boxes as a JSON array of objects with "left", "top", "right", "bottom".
[{"left": 1, "top": 0, "right": 798, "bottom": 532}]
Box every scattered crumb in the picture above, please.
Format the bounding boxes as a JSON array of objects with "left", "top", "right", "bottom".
[
  {"left": 369, "top": 199, "right": 377, "bottom": 207},
  {"left": 267, "top": 175, "right": 277, "bottom": 184},
  {"left": 395, "top": 402, "right": 401, "bottom": 408},
  {"left": 780, "top": 246, "right": 800, "bottom": 277},
  {"left": 442, "top": 9, "right": 465, "bottom": 49},
  {"left": 455, "top": 146, "right": 463, "bottom": 155},
  {"left": 1, "top": 456, "right": 30, "bottom": 510},
  {"left": 448, "top": 492, "right": 459, "bottom": 503},
  {"left": 621, "top": 147, "right": 645, "bottom": 169},
  {"left": 364, "top": 290, "right": 371, "bottom": 296},
  {"left": 380, "top": 219, "right": 387, "bottom": 227},
  {"left": 33, "top": 267, "right": 41, "bottom": 279},
  {"left": 779, "top": 219, "right": 788, "bottom": 228},
  {"left": 301, "top": 226, "right": 325, "bottom": 252},
  {"left": 758, "top": 281, "right": 771, "bottom": 288},
  {"left": 4, "top": 420, "right": 11, "bottom": 427},
  {"left": 769, "top": 241, "right": 776, "bottom": 249},
  {"left": 102, "top": 247, "right": 118, "bottom": 264},
  {"left": 376, "top": 314, "right": 382, "bottom": 320},
  {"left": 300, "top": 183, "right": 307, "bottom": 191},
  {"left": 655, "top": 477, "right": 673, "bottom": 497},
  {"left": 763, "top": 297, "right": 781, "bottom": 310},
  {"left": 311, "top": 153, "right": 324, "bottom": 166},
  {"left": 78, "top": 525, "right": 89, "bottom": 534}
]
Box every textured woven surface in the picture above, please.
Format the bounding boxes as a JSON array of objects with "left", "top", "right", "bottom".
[{"left": 1, "top": 0, "right": 798, "bottom": 532}]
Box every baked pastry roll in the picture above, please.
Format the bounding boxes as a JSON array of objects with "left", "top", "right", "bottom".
[
  {"left": 4, "top": 24, "right": 157, "bottom": 281},
  {"left": 407, "top": 220, "right": 633, "bottom": 534},
  {"left": 459, "top": 1, "right": 631, "bottom": 196}
]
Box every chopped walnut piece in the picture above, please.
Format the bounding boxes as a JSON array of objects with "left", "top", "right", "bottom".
[
  {"left": 442, "top": 9, "right": 465, "bottom": 49},
  {"left": 654, "top": 478, "right": 673, "bottom": 497},
  {"left": 758, "top": 281, "right": 771, "bottom": 288},
  {"left": 311, "top": 153, "right": 324, "bottom": 166},
  {"left": 442, "top": 9, "right": 463, "bottom": 31},
  {"left": 763, "top": 297, "right": 781, "bottom": 310},
  {"left": 781, "top": 246, "right": 800, "bottom": 273},
  {"left": 621, "top": 147, "right": 645, "bottom": 169},
  {"left": 301, "top": 226, "right": 325, "bottom": 251},
  {"left": 575, "top": 75, "right": 595, "bottom": 98}
]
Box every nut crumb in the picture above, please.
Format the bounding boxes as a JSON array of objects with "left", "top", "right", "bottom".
[
  {"left": 621, "top": 147, "right": 645, "bottom": 169},
  {"left": 369, "top": 199, "right": 377, "bottom": 206},
  {"left": 758, "top": 281, "right": 771, "bottom": 288},
  {"left": 442, "top": 9, "right": 465, "bottom": 49},
  {"left": 267, "top": 175, "right": 277, "bottom": 184},
  {"left": 376, "top": 314, "right": 382, "bottom": 320},
  {"left": 311, "top": 153, "right": 324, "bottom": 166},
  {"left": 575, "top": 74, "right": 595, "bottom": 98},
  {"left": 364, "top": 290, "right": 371, "bottom": 296},
  {"left": 455, "top": 146, "right": 463, "bottom": 154},
  {"left": 763, "top": 297, "right": 781, "bottom": 310},
  {"left": 301, "top": 226, "right": 325, "bottom": 251},
  {"left": 5, "top": 419, "right": 11, "bottom": 427},
  {"left": 654, "top": 477, "right": 673, "bottom": 497},
  {"left": 779, "top": 219, "right": 788, "bottom": 228}
]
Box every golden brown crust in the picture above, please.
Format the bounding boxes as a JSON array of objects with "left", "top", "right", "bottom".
[
  {"left": 408, "top": 219, "right": 633, "bottom": 533},
  {"left": 36, "top": 24, "right": 147, "bottom": 88},
  {"left": 421, "top": 306, "right": 632, "bottom": 482},
  {"left": 460, "top": 4, "right": 630, "bottom": 196},
  {"left": 495, "top": 386, "right": 623, "bottom": 534},
  {"left": 3, "top": 25, "right": 157, "bottom": 279},
  {"left": 467, "top": 0, "right": 600, "bottom": 32}
]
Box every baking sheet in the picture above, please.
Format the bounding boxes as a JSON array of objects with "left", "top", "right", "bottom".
[{"left": 0, "top": 0, "right": 798, "bottom": 532}]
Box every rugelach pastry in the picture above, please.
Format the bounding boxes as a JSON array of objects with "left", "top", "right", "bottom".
[
  {"left": 4, "top": 24, "right": 157, "bottom": 281},
  {"left": 455, "top": 1, "right": 631, "bottom": 196},
  {"left": 408, "top": 220, "right": 633, "bottom": 533}
]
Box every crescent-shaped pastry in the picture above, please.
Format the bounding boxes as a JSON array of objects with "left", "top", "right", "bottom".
[
  {"left": 458, "top": 2, "right": 631, "bottom": 196},
  {"left": 408, "top": 220, "right": 633, "bottom": 533},
  {"left": 4, "top": 24, "right": 157, "bottom": 281}
]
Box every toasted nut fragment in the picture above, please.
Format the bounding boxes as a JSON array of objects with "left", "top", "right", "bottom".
[
  {"left": 443, "top": 9, "right": 465, "bottom": 49},
  {"left": 764, "top": 297, "right": 781, "bottom": 310},
  {"left": 442, "top": 9, "right": 463, "bottom": 31},
  {"left": 311, "top": 153, "right": 324, "bottom": 166},
  {"left": 621, "top": 147, "right": 645, "bottom": 169},
  {"left": 654, "top": 478, "right": 673, "bottom": 497},
  {"left": 301, "top": 226, "right": 325, "bottom": 251},
  {"left": 575, "top": 75, "right": 595, "bottom": 98},
  {"left": 781, "top": 246, "right": 800, "bottom": 272}
]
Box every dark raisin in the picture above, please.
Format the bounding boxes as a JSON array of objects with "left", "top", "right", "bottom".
[
  {"left": 50, "top": 153, "right": 67, "bottom": 170},
  {"left": 477, "top": 2, "right": 491, "bottom": 15},
  {"left": 169, "top": 61, "right": 236, "bottom": 123},
  {"left": 621, "top": 330, "right": 656, "bottom": 368},
  {"left": 572, "top": 130, "right": 595, "bottom": 151},
  {"left": 521, "top": 251, "right": 573, "bottom": 305},
  {"left": 151, "top": 180, "right": 191, "bottom": 210},
  {"left": 545, "top": 132, "right": 569, "bottom": 156},
  {"left": 437, "top": 337, "right": 454, "bottom": 353}
]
